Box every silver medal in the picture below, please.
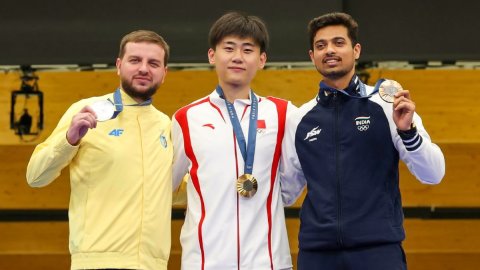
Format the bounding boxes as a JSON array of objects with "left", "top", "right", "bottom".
[{"left": 89, "top": 100, "right": 115, "bottom": 122}]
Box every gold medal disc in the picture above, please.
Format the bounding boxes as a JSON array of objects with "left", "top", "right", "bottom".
[
  {"left": 236, "top": 174, "right": 258, "bottom": 198},
  {"left": 378, "top": 80, "right": 403, "bottom": 103}
]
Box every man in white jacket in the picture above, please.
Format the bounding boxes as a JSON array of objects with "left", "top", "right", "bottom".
[{"left": 172, "top": 11, "right": 297, "bottom": 270}]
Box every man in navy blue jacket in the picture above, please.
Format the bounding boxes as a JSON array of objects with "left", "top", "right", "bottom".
[{"left": 280, "top": 12, "right": 445, "bottom": 270}]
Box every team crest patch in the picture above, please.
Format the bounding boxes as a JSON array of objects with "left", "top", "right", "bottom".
[
  {"left": 355, "top": 116, "right": 370, "bottom": 132},
  {"left": 257, "top": 119, "right": 266, "bottom": 134},
  {"left": 160, "top": 135, "right": 168, "bottom": 148}
]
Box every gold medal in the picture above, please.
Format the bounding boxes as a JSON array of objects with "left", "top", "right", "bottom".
[
  {"left": 236, "top": 174, "right": 258, "bottom": 198},
  {"left": 378, "top": 79, "right": 403, "bottom": 103}
]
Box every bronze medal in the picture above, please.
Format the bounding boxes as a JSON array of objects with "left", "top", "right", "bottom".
[
  {"left": 378, "top": 79, "right": 403, "bottom": 103},
  {"left": 236, "top": 174, "right": 258, "bottom": 198}
]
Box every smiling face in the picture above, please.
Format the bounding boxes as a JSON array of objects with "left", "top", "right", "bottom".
[
  {"left": 309, "top": 24, "right": 361, "bottom": 83},
  {"left": 208, "top": 35, "right": 266, "bottom": 91},
  {"left": 116, "top": 41, "right": 167, "bottom": 102}
]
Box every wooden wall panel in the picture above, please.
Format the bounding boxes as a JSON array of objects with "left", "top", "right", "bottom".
[
  {"left": 2, "top": 219, "right": 480, "bottom": 270},
  {"left": 0, "top": 145, "right": 70, "bottom": 209}
]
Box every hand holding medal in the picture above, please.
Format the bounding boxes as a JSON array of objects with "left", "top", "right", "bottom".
[
  {"left": 392, "top": 86, "right": 416, "bottom": 131},
  {"left": 67, "top": 89, "right": 124, "bottom": 145},
  {"left": 66, "top": 105, "right": 98, "bottom": 145},
  {"left": 377, "top": 79, "right": 416, "bottom": 130}
]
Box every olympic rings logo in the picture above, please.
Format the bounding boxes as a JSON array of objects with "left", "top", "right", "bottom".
[{"left": 357, "top": 125, "right": 369, "bottom": 131}]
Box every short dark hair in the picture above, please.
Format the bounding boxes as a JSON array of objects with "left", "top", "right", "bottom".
[
  {"left": 308, "top": 12, "right": 358, "bottom": 50},
  {"left": 208, "top": 11, "right": 269, "bottom": 53},
  {"left": 118, "top": 30, "right": 170, "bottom": 66}
]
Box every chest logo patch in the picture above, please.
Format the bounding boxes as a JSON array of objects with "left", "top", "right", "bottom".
[
  {"left": 304, "top": 126, "right": 321, "bottom": 142},
  {"left": 160, "top": 135, "right": 168, "bottom": 148},
  {"left": 257, "top": 119, "right": 266, "bottom": 134},
  {"left": 355, "top": 116, "right": 371, "bottom": 132},
  {"left": 109, "top": 129, "right": 124, "bottom": 136},
  {"left": 202, "top": 123, "right": 215, "bottom": 129}
]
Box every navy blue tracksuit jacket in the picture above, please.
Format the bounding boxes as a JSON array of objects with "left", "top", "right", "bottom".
[{"left": 280, "top": 76, "right": 445, "bottom": 251}]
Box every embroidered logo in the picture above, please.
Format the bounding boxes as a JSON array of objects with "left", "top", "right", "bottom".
[
  {"left": 355, "top": 116, "right": 371, "bottom": 132},
  {"left": 108, "top": 129, "right": 124, "bottom": 136},
  {"left": 257, "top": 119, "right": 266, "bottom": 134},
  {"left": 304, "top": 126, "right": 321, "bottom": 141},
  {"left": 202, "top": 123, "right": 215, "bottom": 129},
  {"left": 159, "top": 135, "right": 168, "bottom": 148}
]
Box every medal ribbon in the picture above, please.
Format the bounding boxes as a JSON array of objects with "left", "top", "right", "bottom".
[
  {"left": 109, "top": 88, "right": 153, "bottom": 119},
  {"left": 216, "top": 85, "right": 258, "bottom": 175},
  {"left": 317, "top": 75, "right": 384, "bottom": 102}
]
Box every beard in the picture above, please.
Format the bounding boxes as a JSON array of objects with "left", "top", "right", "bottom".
[
  {"left": 317, "top": 66, "right": 351, "bottom": 81},
  {"left": 315, "top": 53, "right": 356, "bottom": 81},
  {"left": 120, "top": 77, "right": 158, "bottom": 102}
]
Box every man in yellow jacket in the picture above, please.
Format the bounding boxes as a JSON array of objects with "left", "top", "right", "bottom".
[{"left": 26, "top": 30, "right": 173, "bottom": 270}]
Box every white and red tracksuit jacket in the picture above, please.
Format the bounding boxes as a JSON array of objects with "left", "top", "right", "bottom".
[{"left": 172, "top": 90, "right": 298, "bottom": 270}]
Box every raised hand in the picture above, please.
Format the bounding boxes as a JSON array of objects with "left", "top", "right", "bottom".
[
  {"left": 393, "top": 89, "right": 416, "bottom": 131},
  {"left": 66, "top": 106, "right": 98, "bottom": 145}
]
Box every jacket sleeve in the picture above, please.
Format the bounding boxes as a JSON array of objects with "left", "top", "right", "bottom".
[
  {"left": 279, "top": 102, "right": 307, "bottom": 206},
  {"left": 26, "top": 103, "right": 81, "bottom": 188},
  {"left": 394, "top": 113, "right": 445, "bottom": 184},
  {"left": 172, "top": 114, "right": 190, "bottom": 191}
]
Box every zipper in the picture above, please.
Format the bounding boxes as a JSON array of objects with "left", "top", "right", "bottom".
[{"left": 334, "top": 91, "right": 344, "bottom": 247}]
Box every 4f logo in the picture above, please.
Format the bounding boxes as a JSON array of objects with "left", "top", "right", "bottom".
[
  {"left": 304, "top": 126, "right": 321, "bottom": 142},
  {"left": 109, "top": 129, "right": 124, "bottom": 136}
]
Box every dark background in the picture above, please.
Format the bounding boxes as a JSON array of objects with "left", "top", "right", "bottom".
[{"left": 1, "top": 0, "right": 479, "bottom": 65}]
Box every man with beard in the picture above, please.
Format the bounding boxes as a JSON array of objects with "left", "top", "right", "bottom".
[
  {"left": 27, "top": 30, "right": 173, "bottom": 270},
  {"left": 281, "top": 13, "right": 445, "bottom": 270}
]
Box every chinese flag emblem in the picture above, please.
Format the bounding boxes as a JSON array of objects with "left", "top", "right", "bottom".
[{"left": 257, "top": 119, "right": 266, "bottom": 129}]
